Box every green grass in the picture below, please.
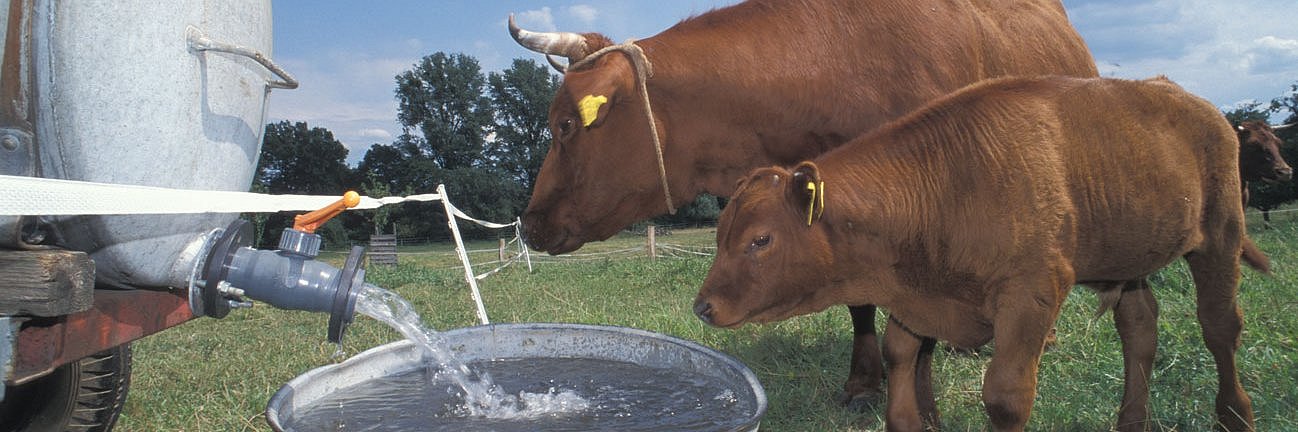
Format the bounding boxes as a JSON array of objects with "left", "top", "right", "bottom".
[{"left": 117, "top": 220, "right": 1298, "bottom": 431}]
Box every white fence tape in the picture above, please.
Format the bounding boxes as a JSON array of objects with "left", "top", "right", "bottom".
[
  {"left": 1, "top": 174, "right": 525, "bottom": 326},
  {"left": 0, "top": 174, "right": 443, "bottom": 215}
]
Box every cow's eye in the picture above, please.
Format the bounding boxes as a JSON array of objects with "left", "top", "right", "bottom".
[
  {"left": 750, "top": 235, "right": 771, "bottom": 249},
  {"left": 558, "top": 118, "right": 576, "bottom": 137}
]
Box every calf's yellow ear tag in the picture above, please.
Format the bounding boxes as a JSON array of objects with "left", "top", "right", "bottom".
[
  {"left": 805, "top": 180, "right": 825, "bottom": 226},
  {"left": 578, "top": 94, "right": 609, "bottom": 127}
]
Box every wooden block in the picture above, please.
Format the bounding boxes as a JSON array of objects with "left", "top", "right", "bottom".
[
  {"left": 0, "top": 249, "right": 95, "bottom": 316},
  {"left": 368, "top": 235, "right": 399, "bottom": 265}
]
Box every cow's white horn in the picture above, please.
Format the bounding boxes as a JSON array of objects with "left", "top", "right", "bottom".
[{"left": 509, "top": 14, "right": 588, "bottom": 63}]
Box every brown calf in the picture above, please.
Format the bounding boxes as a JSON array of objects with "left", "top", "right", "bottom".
[{"left": 695, "top": 76, "right": 1265, "bottom": 431}]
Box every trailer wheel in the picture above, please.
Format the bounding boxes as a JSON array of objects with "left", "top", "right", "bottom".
[{"left": 0, "top": 344, "right": 132, "bottom": 432}]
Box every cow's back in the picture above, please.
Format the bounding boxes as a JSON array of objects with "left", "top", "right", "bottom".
[
  {"left": 1050, "top": 78, "right": 1239, "bottom": 280},
  {"left": 823, "top": 76, "right": 1239, "bottom": 284},
  {"left": 968, "top": 0, "right": 1098, "bottom": 79},
  {"left": 649, "top": 0, "right": 1098, "bottom": 164}
]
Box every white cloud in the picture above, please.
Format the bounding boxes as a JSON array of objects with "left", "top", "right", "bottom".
[
  {"left": 1244, "top": 36, "right": 1298, "bottom": 75},
  {"left": 1067, "top": 0, "right": 1297, "bottom": 121},
  {"left": 267, "top": 52, "right": 411, "bottom": 165},
  {"left": 404, "top": 38, "right": 424, "bottom": 52},
  {"left": 515, "top": 7, "right": 557, "bottom": 32},
  {"left": 566, "top": 5, "right": 599, "bottom": 25},
  {"left": 357, "top": 128, "right": 393, "bottom": 140}
]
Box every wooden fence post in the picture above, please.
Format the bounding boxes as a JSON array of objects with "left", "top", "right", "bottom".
[{"left": 498, "top": 238, "right": 507, "bottom": 262}]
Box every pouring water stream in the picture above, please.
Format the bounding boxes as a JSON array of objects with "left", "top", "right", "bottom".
[{"left": 350, "top": 283, "right": 588, "bottom": 418}]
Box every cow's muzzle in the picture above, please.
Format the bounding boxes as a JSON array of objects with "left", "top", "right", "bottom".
[
  {"left": 1276, "top": 166, "right": 1294, "bottom": 182},
  {"left": 693, "top": 300, "right": 716, "bottom": 326}
]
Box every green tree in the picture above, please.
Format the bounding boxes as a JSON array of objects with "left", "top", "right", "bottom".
[
  {"left": 256, "top": 121, "right": 352, "bottom": 194},
  {"left": 1271, "top": 82, "right": 1298, "bottom": 124},
  {"left": 652, "top": 193, "right": 723, "bottom": 228},
  {"left": 363, "top": 172, "right": 394, "bottom": 235},
  {"left": 389, "top": 52, "right": 525, "bottom": 239},
  {"left": 395, "top": 52, "right": 494, "bottom": 170},
  {"left": 253, "top": 121, "right": 355, "bottom": 246},
  {"left": 1224, "top": 103, "right": 1271, "bottom": 124},
  {"left": 488, "top": 58, "right": 561, "bottom": 193}
]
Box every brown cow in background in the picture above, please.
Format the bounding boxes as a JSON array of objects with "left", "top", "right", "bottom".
[
  {"left": 1236, "top": 120, "right": 1293, "bottom": 208},
  {"left": 695, "top": 76, "right": 1264, "bottom": 431},
  {"left": 510, "top": 0, "right": 1097, "bottom": 407}
]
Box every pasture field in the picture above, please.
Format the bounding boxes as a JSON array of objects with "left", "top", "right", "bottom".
[{"left": 118, "top": 215, "right": 1298, "bottom": 431}]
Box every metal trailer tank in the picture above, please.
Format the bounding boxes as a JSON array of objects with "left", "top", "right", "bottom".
[{"left": 0, "top": 2, "right": 365, "bottom": 430}]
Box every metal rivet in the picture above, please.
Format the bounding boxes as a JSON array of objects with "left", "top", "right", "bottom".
[{"left": 0, "top": 135, "right": 18, "bottom": 151}]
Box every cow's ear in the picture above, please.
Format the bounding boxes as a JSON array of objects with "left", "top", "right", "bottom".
[
  {"left": 790, "top": 161, "right": 825, "bottom": 226},
  {"left": 578, "top": 93, "right": 613, "bottom": 128}
]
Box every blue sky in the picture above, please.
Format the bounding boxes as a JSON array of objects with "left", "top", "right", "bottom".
[{"left": 268, "top": 1, "right": 1298, "bottom": 165}]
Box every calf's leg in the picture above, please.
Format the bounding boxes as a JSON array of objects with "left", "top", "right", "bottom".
[
  {"left": 843, "top": 304, "right": 886, "bottom": 408},
  {"left": 883, "top": 317, "right": 928, "bottom": 432},
  {"left": 1184, "top": 251, "right": 1253, "bottom": 431},
  {"left": 983, "top": 275, "right": 1068, "bottom": 431},
  {"left": 915, "top": 335, "right": 940, "bottom": 428},
  {"left": 1113, "top": 279, "right": 1158, "bottom": 432}
]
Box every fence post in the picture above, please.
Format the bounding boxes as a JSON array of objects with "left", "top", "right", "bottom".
[
  {"left": 437, "top": 184, "right": 490, "bottom": 325},
  {"left": 647, "top": 224, "right": 657, "bottom": 260},
  {"left": 498, "top": 238, "right": 507, "bottom": 262},
  {"left": 516, "top": 217, "right": 533, "bottom": 272}
]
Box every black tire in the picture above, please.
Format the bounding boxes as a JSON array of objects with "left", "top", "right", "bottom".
[{"left": 0, "top": 344, "right": 132, "bottom": 432}]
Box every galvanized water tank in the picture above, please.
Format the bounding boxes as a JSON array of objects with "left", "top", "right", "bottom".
[
  {"left": 2, "top": 0, "right": 291, "bottom": 289},
  {"left": 267, "top": 323, "right": 769, "bottom": 431}
]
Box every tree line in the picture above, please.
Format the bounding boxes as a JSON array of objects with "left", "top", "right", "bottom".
[{"left": 247, "top": 53, "right": 720, "bottom": 248}]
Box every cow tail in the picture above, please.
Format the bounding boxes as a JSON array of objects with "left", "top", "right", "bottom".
[{"left": 1240, "top": 235, "right": 1271, "bottom": 275}]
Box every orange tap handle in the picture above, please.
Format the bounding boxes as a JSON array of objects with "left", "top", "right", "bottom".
[{"left": 293, "top": 191, "right": 361, "bottom": 234}]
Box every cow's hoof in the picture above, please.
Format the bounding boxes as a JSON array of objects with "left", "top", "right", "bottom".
[
  {"left": 944, "top": 344, "right": 979, "bottom": 356},
  {"left": 943, "top": 342, "right": 987, "bottom": 357},
  {"left": 839, "top": 388, "right": 885, "bottom": 412}
]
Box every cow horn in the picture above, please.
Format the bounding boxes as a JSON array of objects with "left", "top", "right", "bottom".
[
  {"left": 546, "top": 55, "right": 568, "bottom": 73},
  {"left": 508, "top": 14, "right": 589, "bottom": 64},
  {"left": 1272, "top": 123, "right": 1294, "bottom": 130}
]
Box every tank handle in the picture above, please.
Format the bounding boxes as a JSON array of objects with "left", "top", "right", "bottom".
[{"left": 185, "top": 26, "right": 299, "bottom": 90}]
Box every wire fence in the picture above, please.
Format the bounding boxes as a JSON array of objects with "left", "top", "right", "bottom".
[
  {"left": 378, "top": 205, "right": 1292, "bottom": 276},
  {"left": 371, "top": 222, "right": 718, "bottom": 276}
]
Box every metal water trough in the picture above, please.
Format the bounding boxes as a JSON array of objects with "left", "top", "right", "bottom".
[{"left": 266, "top": 323, "right": 768, "bottom": 431}]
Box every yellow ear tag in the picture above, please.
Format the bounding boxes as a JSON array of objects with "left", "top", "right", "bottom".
[
  {"left": 578, "top": 95, "right": 609, "bottom": 127},
  {"left": 816, "top": 181, "right": 825, "bottom": 219},
  {"left": 804, "top": 179, "right": 825, "bottom": 225}
]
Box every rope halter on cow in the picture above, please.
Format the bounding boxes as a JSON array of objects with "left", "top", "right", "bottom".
[{"left": 568, "top": 40, "right": 677, "bottom": 215}]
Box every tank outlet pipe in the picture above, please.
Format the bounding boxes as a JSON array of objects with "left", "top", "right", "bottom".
[{"left": 192, "top": 193, "right": 366, "bottom": 343}]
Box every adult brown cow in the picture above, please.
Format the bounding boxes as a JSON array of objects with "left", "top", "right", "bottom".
[
  {"left": 510, "top": 0, "right": 1098, "bottom": 407},
  {"left": 694, "top": 76, "right": 1265, "bottom": 431},
  {"left": 1236, "top": 120, "right": 1293, "bottom": 208}
]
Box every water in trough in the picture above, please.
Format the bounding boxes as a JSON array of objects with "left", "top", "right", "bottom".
[{"left": 280, "top": 283, "right": 762, "bottom": 431}]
